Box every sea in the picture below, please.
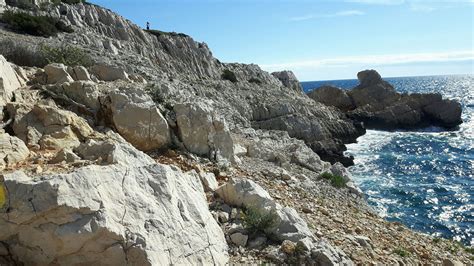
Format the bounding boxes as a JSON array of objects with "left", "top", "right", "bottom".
[{"left": 301, "top": 75, "right": 474, "bottom": 246}]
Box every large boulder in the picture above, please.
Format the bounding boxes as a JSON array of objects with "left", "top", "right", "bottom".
[
  {"left": 91, "top": 64, "right": 130, "bottom": 81},
  {"left": 271, "top": 70, "right": 302, "bottom": 92},
  {"left": 44, "top": 63, "right": 75, "bottom": 84},
  {"left": 100, "top": 87, "right": 171, "bottom": 151},
  {"left": 0, "top": 55, "right": 22, "bottom": 105},
  {"left": 0, "top": 163, "right": 228, "bottom": 265},
  {"left": 0, "top": 133, "right": 29, "bottom": 170},
  {"left": 174, "top": 101, "right": 234, "bottom": 163},
  {"left": 307, "top": 86, "right": 354, "bottom": 111}
]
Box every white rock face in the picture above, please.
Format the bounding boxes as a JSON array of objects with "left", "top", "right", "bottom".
[
  {"left": 44, "top": 63, "right": 75, "bottom": 84},
  {"left": 69, "top": 66, "right": 92, "bottom": 81},
  {"left": 102, "top": 87, "right": 171, "bottom": 151},
  {"left": 0, "top": 163, "right": 229, "bottom": 265},
  {"left": 175, "top": 101, "right": 234, "bottom": 163},
  {"left": 0, "top": 55, "right": 22, "bottom": 105},
  {"left": 91, "top": 64, "right": 129, "bottom": 81},
  {"left": 0, "top": 133, "right": 29, "bottom": 170}
]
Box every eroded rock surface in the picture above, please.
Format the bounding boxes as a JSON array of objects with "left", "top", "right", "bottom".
[{"left": 1, "top": 163, "right": 228, "bottom": 265}]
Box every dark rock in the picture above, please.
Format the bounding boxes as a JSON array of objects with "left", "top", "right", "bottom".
[
  {"left": 271, "top": 70, "right": 303, "bottom": 92},
  {"left": 307, "top": 86, "right": 355, "bottom": 111}
]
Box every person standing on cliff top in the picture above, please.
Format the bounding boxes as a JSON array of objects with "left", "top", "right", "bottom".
[{"left": 146, "top": 22, "right": 150, "bottom": 30}]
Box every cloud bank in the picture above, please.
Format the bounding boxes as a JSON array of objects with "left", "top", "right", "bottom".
[{"left": 261, "top": 51, "right": 474, "bottom": 72}]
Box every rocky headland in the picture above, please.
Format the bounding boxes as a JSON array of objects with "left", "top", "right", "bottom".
[{"left": 0, "top": 1, "right": 471, "bottom": 265}]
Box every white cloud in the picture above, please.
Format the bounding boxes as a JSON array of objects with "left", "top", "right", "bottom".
[
  {"left": 409, "top": 3, "right": 435, "bottom": 12},
  {"left": 290, "top": 10, "right": 365, "bottom": 21},
  {"left": 260, "top": 51, "right": 474, "bottom": 72}
]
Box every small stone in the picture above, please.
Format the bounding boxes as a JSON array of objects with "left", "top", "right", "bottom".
[
  {"left": 198, "top": 172, "right": 218, "bottom": 191},
  {"left": 280, "top": 240, "right": 296, "bottom": 255},
  {"left": 34, "top": 165, "right": 43, "bottom": 174},
  {"left": 353, "top": 235, "right": 372, "bottom": 248},
  {"left": 230, "top": 232, "right": 248, "bottom": 247},
  {"left": 247, "top": 236, "right": 267, "bottom": 249},
  {"left": 280, "top": 171, "right": 292, "bottom": 181},
  {"left": 218, "top": 211, "right": 229, "bottom": 223},
  {"left": 230, "top": 208, "right": 240, "bottom": 220},
  {"left": 442, "top": 259, "right": 463, "bottom": 266},
  {"left": 302, "top": 207, "right": 313, "bottom": 214},
  {"left": 49, "top": 148, "right": 81, "bottom": 164}
]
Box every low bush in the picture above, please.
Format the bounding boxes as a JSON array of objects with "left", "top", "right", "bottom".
[
  {"left": 40, "top": 44, "right": 93, "bottom": 67},
  {"left": 319, "top": 172, "right": 347, "bottom": 188},
  {"left": 393, "top": 247, "right": 410, "bottom": 257},
  {"left": 1, "top": 10, "right": 73, "bottom": 37},
  {"left": 242, "top": 206, "right": 279, "bottom": 236},
  {"left": 145, "top": 29, "right": 189, "bottom": 38},
  {"left": 248, "top": 77, "right": 262, "bottom": 84},
  {"left": 5, "top": 0, "right": 35, "bottom": 10},
  {"left": 221, "top": 69, "right": 237, "bottom": 83},
  {"left": 0, "top": 39, "right": 48, "bottom": 67}
]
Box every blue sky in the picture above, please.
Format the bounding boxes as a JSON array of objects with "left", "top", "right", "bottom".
[{"left": 90, "top": 0, "right": 473, "bottom": 81}]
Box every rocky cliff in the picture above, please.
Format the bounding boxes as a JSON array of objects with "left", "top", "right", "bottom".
[{"left": 0, "top": 1, "right": 470, "bottom": 265}]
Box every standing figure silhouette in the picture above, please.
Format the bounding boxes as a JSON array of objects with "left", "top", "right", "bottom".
[{"left": 146, "top": 22, "right": 150, "bottom": 30}]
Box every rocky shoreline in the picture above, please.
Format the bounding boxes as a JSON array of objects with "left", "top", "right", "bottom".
[{"left": 0, "top": 1, "right": 472, "bottom": 265}]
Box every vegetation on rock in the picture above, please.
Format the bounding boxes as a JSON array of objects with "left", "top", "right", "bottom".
[
  {"left": 145, "top": 29, "right": 189, "bottom": 38},
  {"left": 222, "top": 69, "right": 238, "bottom": 83},
  {"left": 248, "top": 77, "right": 262, "bottom": 84},
  {"left": 319, "top": 172, "right": 347, "bottom": 188},
  {"left": 41, "top": 44, "right": 93, "bottom": 67},
  {"left": 1, "top": 10, "right": 73, "bottom": 37},
  {"left": 242, "top": 206, "right": 279, "bottom": 236}
]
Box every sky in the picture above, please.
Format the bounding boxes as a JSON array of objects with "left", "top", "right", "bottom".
[{"left": 89, "top": 0, "right": 474, "bottom": 81}]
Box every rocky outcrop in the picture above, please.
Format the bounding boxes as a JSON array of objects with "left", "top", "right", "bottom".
[
  {"left": 174, "top": 101, "right": 234, "bottom": 163},
  {"left": 0, "top": 133, "right": 29, "bottom": 170},
  {"left": 271, "top": 70, "right": 303, "bottom": 92},
  {"left": 91, "top": 64, "right": 130, "bottom": 81},
  {"left": 6, "top": 103, "right": 94, "bottom": 150},
  {"left": 216, "top": 178, "right": 353, "bottom": 264},
  {"left": 307, "top": 85, "right": 354, "bottom": 111},
  {"left": 99, "top": 87, "right": 170, "bottom": 151},
  {"left": 44, "top": 63, "right": 74, "bottom": 84},
  {"left": 0, "top": 55, "right": 22, "bottom": 105},
  {"left": 308, "top": 70, "right": 462, "bottom": 129},
  {"left": 0, "top": 162, "right": 228, "bottom": 265}
]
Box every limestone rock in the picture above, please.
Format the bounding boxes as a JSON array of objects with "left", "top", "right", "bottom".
[
  {"left": 216, "top": 178, "right": 314, "bottom": 242},
  {"left": 0, "top": 163, "right": 228, "bottom": 265},
  {"left": 101, "top": 87, "right": 170, "bottom": 151},
  {"left": 311, "top": 240, "right": 354, "bottom": 266},
  {"left": 0, "top": 55, "right": 22, "bottom": 105},
  {"left": 271, "top": 70, "right": 302, "bottom": 92},
  {"left": 6, "top": 103, "right": 93, "bottom": 150},
  {"left": 174, "top": 101, "right": 234, "bottom": 163},
  {"left": 44, "top": 63, "right": 75, "bottom": 84},
  {"left": 307, "top": 86, "right": 354, "bottom": 111},
  {"left": 198, "top": 172, "right": 219, "bottom": 191},
  {"left": 91, "top": 64, "right": 129, "bottom": 81},
  {"left": 69, "top": 66, "right": 91, "bottom": 81},
  {"left": 0, "top": 133, "right": 29, "bottom": 170},
  {"left": 48, "top": 148, "right": 81, "bottom": 164},
  {"left": 230, "top": 232, "right": 248, "bottom": 247}
]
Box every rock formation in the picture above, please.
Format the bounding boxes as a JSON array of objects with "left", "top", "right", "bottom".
[
  {"left": 308, "top": 70, "right": 463, "bottom": 129},
  {"left": 0, "top": 1, "right": 470, "bottom": 265}
]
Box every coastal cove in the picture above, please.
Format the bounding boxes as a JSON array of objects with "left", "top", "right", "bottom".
[{"left": 303, "top": 75, "right": 474, "bottom": 246}]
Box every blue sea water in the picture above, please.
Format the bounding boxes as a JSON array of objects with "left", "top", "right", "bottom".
[{"left": 302, "top": 75, "right": 474, "bottom": 246}]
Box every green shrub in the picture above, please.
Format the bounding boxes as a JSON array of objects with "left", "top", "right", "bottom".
[
  {"left": 40, "top": 44, "right": 93, "bottom": 67},
  {"left": 5, "top": 0, "right": 36, "bottom": 10},
  {"left": 221, "top": 69, "right": 237, "bottom": 83},
  {"left": 0, "top": 39, "right": 48, "bottom": 67},
  {"left": 248, "top": 77, "right": 262, "bottom": 84},
  {"left": 393, "top": 247, "right": 410, "bottom": 257},
  {"left": 145, "top": 29, "right": 189, "bottom": 38},
  {"left": 1, "top": 10, "right": 73, "bottom": 37},
  {"left": 319, "top": 172, "right": 347, "bottom": 188},
  {"left": 242, "top": 206, "right": 279, "bottom": 236}
]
